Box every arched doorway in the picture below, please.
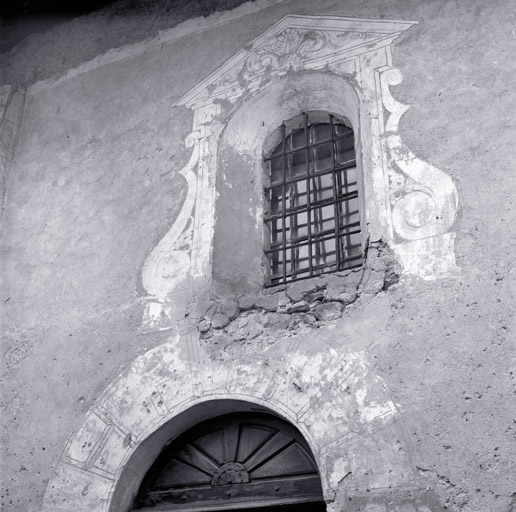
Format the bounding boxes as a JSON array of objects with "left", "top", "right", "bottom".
[{"left": 132, "top": 412, "right": 326, "bottom": 511}]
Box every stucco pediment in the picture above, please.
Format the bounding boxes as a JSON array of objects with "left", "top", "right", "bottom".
[{"left": 176, "top": 15, "right": 417, "bottom": 108}]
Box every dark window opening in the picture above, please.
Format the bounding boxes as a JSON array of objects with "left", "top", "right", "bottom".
[{"left": 264, "top": 112, "right": 363, "bottom": 287}]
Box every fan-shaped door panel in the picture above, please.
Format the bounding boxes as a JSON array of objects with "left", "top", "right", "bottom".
[{"left": 134, "top": 413, "right": 325, "bottom": 511}]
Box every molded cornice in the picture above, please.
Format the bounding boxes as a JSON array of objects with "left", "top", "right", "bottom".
[{"left": 176, "top": 15, "right": 417, "bottom": 108}]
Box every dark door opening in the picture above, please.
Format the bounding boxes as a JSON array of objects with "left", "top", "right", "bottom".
[{"left": 132, "top": 412, "right": 326, "bottom": 512}]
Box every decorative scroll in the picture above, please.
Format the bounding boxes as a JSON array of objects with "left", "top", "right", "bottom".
[
  {"left": 350, "top": 32, "right": 375, "bottom": 40},
  {"left": 247, "top": 28, "right": 329, "bottom": 73},
  {"left": 216, "top": 28, "right": 341, "bottom": 89},
  {"left": 378, "top": 67, "right": 458, "bottom": 240},
  {"left": 141, "top": 130, "right": 201, "bottom": 299}
]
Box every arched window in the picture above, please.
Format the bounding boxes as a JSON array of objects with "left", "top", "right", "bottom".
[
  {"left": 132, "top": 412, "right": 325, "bottom": 511},
  {"left": 264, "top": 112, "right": 363, "bottom": 287}
]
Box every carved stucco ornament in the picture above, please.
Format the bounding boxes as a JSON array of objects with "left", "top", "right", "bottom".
[
  {"left": 376, "top": 66, "right": 459, "bottom": 277},
  {"left": 378, "top": 67, "right": 458, "bottom": 238},
  {"left": 140, "top": 130, "right": 202, "bottom": 332},
  {"left": 141, "top": 14, "right": 459, "bottom": 332}
]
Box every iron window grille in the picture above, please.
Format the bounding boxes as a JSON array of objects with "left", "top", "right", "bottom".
[{"left": 264, "top": 112, "right": 363, "bottom": 286}]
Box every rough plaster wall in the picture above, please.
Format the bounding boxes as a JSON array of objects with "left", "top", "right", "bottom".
[
  {"left": 390, "top": 6, "right": 516, "bottom": 506},
  {"left": 0, "top": 46, "right": 191, "bottom": 510},
  {"left": 0, "top": 0, "right": 257, "bottom": 86},
  {"left": 1, "top": 0, "right": 515, "bottom": 511},
  {"left": 0, "top": 84, "right": 25, "bottom": 216}
]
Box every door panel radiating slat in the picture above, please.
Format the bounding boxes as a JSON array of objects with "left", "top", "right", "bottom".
[{"left": 133, "top": 413, "right": 324, "bottom": 511}]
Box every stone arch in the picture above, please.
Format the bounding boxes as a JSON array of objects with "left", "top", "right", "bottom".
[{"left": 42, "top": 331, "right": 418, "bottom": 512}]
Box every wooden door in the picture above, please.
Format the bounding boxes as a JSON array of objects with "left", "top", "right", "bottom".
[{"left": 133, "top": 413, "right": 325, "bottom": 512}]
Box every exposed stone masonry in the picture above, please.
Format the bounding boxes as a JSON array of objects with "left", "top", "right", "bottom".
[{"left": 191, "top": 240, "right": 401, "bottom": 355}]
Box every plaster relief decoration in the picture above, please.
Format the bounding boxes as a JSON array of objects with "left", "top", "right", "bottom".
[
  {"left": 141, "top": 14, "right": 459, "bottom": 331},
  {"left": 376, "top": 66, "right": 459, "bottom": 278},
  {"left": 140, "top": 130, "right": 201, "bottom": 332},
  {"left": 179, "top": 16, "right": 418, "bottom": 107}
]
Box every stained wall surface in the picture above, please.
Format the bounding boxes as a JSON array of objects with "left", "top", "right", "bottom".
[{"left": 1, "top": 1, "right": 515, "bottom": 511}]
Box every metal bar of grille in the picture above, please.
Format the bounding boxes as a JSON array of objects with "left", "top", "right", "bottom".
[
  {"left": 265, "top": 112, "right": 362, "bottom": 286},
  {"left": 330, "top": 114, "right": 341, "bottom": 269},
  {"left": 266, "top": 227, "right": 361, "bottom": 254},
  {"left": 264, "top": 132, "right": 353, "bottom": 159},
  {"left": 281, "top": 123, "right": 287, "bottom": 283},
  {"left": 270, "top": 256, "right": 363, "bottom": 281},
  {"left": 304, "top": 114, "right": 313, "bottom": 278},
  {"left": 265, "top": 160, "right": 356, "bottom": 190},
  {"left": 264, "top": 190, "right": 359, "bottom": 221}
]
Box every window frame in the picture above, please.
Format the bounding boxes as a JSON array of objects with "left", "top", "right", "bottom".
[{"left": 262, "top": 111, "right": 366, "bottom": 287}]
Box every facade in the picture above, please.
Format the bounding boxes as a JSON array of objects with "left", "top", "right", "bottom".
[{"left": 1, "top": 1, "right": 515, "bottom": 511}]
